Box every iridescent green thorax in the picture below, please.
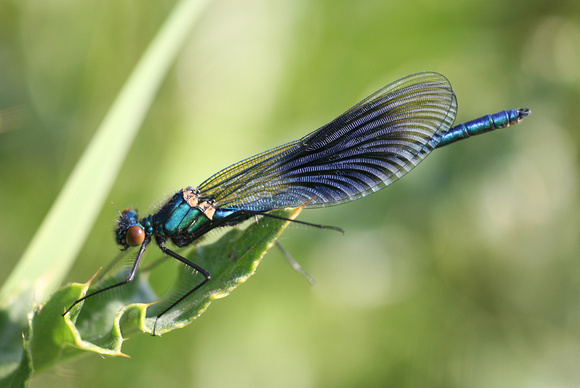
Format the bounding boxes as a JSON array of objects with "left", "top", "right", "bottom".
[{"left": 151, "top": 187, "right": 216, "bottom": 247}]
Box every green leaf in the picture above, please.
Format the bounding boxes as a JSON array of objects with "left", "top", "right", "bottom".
[{"left": 34, "top": 207, "right": 301, "bottom": 364}]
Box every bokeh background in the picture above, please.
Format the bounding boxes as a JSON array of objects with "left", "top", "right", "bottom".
[{"left": 1, "top": 0, "right": 579, "bottom": 387}]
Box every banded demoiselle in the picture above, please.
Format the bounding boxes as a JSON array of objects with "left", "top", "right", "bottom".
[{"left": 63, "top": 72, "right": 530, "bottom": 335}]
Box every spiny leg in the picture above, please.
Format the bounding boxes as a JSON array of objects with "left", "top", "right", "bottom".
[
  {"left": 62, "top": 237, "right": 150, "bottom": 316},
  {"left": 246, "top": 210, "right": 344, "bottom": 234},
  {"left": 275, "top": 242, "right": 316, "bottom": 285},
  {"left": 152, "top": 245, "right": 212, "bottom": 336}
]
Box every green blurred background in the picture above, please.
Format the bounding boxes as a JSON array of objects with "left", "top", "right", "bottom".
[{"left": 1, "top": 0, "right": 579, "bottom": 386}]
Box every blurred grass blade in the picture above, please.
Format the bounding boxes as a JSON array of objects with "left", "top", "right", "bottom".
[{"left": 0, "top": 0, "right": 210, "bottom": 306}]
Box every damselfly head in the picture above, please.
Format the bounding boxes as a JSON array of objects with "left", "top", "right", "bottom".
[{"left": 115, "top": 209, "right": 145, "bottom": 248}]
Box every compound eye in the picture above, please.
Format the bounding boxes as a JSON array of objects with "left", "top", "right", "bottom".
[{"left": 126, "top": 225, "right": 145, "bottom": 246}]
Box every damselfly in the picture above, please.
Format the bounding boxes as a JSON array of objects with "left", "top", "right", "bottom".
[{"left": 63, "top": 72, "right": 530, "bottom": 335}]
